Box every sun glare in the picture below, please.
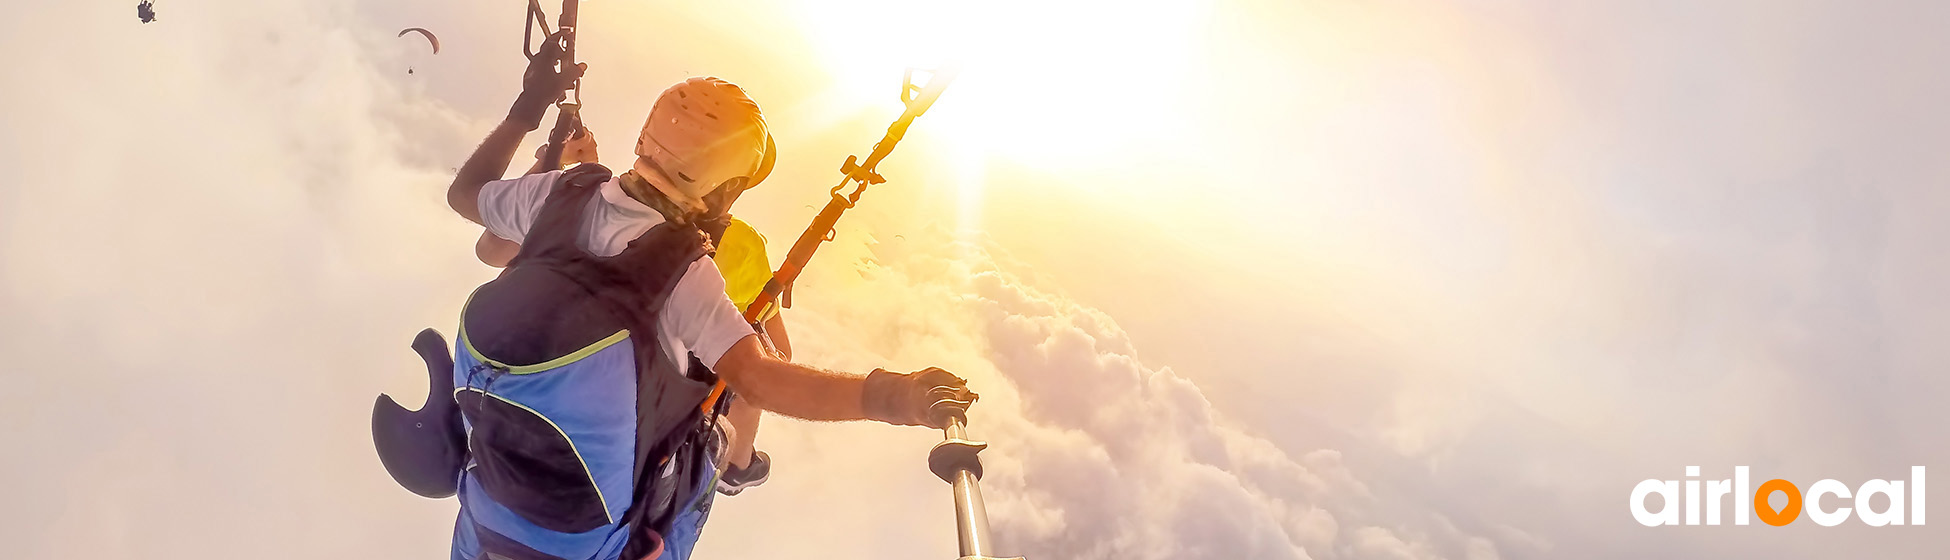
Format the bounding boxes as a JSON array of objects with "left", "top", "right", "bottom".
[{"left": 786, "top": 0, "right": 1214, "bottom": 170}]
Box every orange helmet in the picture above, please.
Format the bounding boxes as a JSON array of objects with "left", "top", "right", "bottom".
[{"left": 633, "top": 77, "right": 777, "bottom": 214}]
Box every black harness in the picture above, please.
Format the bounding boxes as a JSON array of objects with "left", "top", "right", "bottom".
[{"left": 460, "top": 164, "right": 723, "bottom": 557}]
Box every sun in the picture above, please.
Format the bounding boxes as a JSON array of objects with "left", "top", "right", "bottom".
[{"left": 784, "top": 0, "right": 1216, "bottom": 171}]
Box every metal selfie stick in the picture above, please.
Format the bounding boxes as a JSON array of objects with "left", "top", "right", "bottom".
[{"left": 930, "top": 416, "right": 1023, "bottom": 560}]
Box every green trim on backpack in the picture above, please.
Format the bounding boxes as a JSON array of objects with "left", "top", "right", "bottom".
[
  {"left": 456, "top": 289, "right": 633, "bottom": 375},
  {"left": 460, "top": 327, "right": 631, "bottom": 375}
]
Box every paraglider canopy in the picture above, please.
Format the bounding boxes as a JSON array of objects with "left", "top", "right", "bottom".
[
  {"left": 137, "top": 1, "right": 156, "bottom": 23},
  {"left": 398, "top": 28, "right": 440, "bottom": 54}
]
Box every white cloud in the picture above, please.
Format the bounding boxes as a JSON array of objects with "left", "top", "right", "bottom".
[
  {"left": 0, "top": 1, "right": 490, "bottom": 558},
  {"left": 772, "top": 231, "right": 1507, "bottom": 560}
]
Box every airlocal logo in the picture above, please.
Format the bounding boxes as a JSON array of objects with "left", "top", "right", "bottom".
[{"left": 1631, "top": 466, "right": 1925, "bottom": 527}]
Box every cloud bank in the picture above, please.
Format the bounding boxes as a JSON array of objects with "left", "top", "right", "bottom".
[{"left": 746, "top": 230, "right": 1514, "bottom": 560}]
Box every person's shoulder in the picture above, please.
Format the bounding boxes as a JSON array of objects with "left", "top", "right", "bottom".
[
  {"left": 671, "top": 255, "right": 731, "bottom": 297},
  {"left": 487, "top": 169, "right": 567, "bottom": 194},
  {"left": 524, "top": 169, "right": 571, "bottom": 183},
  {"left": 478, "top": 170, "right": 573, "bottom": 240}
]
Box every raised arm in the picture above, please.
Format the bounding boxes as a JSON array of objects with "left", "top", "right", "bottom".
[
  {"left": 446, "top": 31, "right": 584, "bottom": 225},
  {"left": 448, "top": 120, "right": 538, "bottom": 225},
  {"left": 473, "top": 127, "right": 599, "bottom": 266}
]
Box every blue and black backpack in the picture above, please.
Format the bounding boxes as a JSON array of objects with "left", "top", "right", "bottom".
[{"left": 374, "top": 164, "right": 724, "bottom": 560}]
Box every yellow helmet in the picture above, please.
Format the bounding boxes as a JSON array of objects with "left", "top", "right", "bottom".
[{"left": 633, "top": 77, "right": 777, "bottom": 214}]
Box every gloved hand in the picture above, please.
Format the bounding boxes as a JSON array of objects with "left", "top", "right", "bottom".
[
  {"left": 862, "top": 367, "right": 978, "bottom": 428},
  {"left": 509, "top": 29, "right": 586, "bottom": 129}
]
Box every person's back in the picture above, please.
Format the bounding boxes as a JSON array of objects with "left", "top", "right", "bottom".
[
  {"left": 475, "top": 124, "right": 782, "bottom": 488},
  {"left": 453, "top": 163, "right": 717, "bottom": 559}
]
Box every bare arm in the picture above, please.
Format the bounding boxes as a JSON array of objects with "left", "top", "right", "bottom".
[
  {"left": 447, "top": 31, "right": 581, "bottom": 225},
  {"left": 712, "top": 335, "right": 866, "bottom": 421},
  {"left": 761, "top": 313, "right": 791, "bottom": 360},
  {"left": 713, "top": 335, "right": 976, "bottom": 427},
  {"left": 448, "top": 118, "right": 541, "bottom": 225},
  {"left": 471, "top": 127, "right": 596, "bottom": 251}
]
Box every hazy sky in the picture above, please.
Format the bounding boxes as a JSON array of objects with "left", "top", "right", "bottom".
[{"left": 3, "top": 0, "right": 1948, "bottom": 558}]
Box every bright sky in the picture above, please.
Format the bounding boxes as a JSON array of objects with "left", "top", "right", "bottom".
[{"left": 3, "top": 0, "right": 1949, "bottom": 558}]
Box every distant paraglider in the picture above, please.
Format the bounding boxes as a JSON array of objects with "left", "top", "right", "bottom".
[
  {"left": 136, "top": 0, "right": 156, "bottom": 23},
  {"left": 397, "top": 28, "right": 441, "bottom": 54},
  {"left": 398, "top": 27, "right": 440, "bottom": 74}
]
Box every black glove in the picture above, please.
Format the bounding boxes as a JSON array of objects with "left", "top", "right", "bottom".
[
  {"left": 862, "top": 367, "right": 978, "bottom": 428},
  {"left": 508, "top": 30, "right": 586, "bottom": 129}
]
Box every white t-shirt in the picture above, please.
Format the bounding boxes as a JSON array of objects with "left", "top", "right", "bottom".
[{"left": 477, "top": 170, "right": 755, "bottom": 372}]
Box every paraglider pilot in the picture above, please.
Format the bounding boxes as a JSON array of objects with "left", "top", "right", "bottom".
[{"left": 382, "top": 29, "right": 982, "bottom": 560}]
